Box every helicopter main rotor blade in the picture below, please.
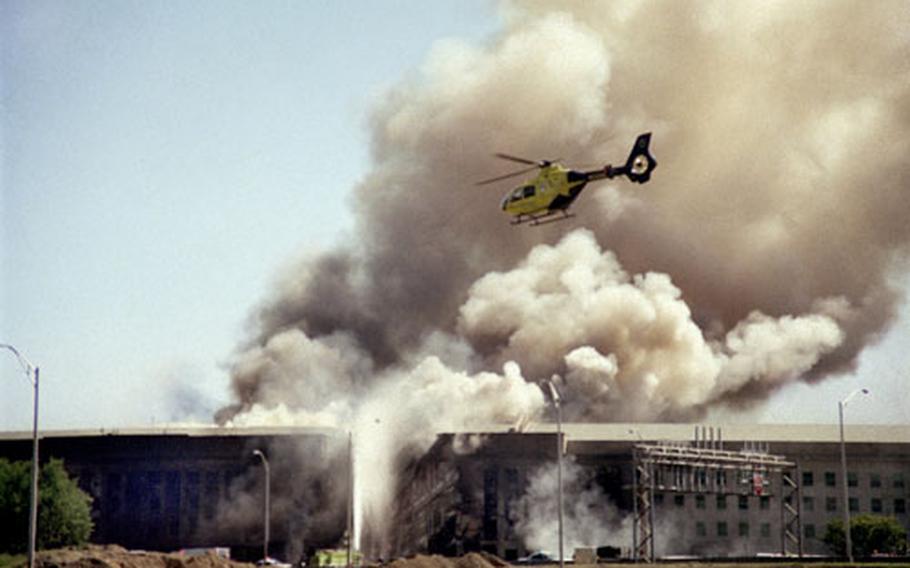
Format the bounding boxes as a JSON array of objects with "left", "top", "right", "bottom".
[
  {"left": 494, "top": 152, "right": 538, "bottom": 166},
  {"left": 475, "top": 165, "right": 539, "bottom": 186}
]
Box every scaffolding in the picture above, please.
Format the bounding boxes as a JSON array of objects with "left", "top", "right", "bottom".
[{"left": 631, "top": 427, "right": 801, "bottom": 562}]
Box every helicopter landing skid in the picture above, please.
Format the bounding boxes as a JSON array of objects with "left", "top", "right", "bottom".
[{"left": 512, "top": 211, "right": 576, "bottom": 227}]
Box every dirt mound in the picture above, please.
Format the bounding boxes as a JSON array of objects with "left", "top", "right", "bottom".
[
  {"left": 33, "top": 545, "right": 252, "bottom": 568},
  {"left": 386, "top": 553, "right": 504, "bottom": 568}
]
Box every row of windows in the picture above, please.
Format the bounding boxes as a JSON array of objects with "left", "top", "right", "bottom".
[
  {"left": 802, "top": 471, "right": 905, "bottom": 489},
  {"left": 656, "top": 493, "right": 908, "bottom": 515},
  {"left": 695, "top": 521, "right": 896, "bottom": 541},
  {"left": 802, "top": 496, "right": 906, "bottom": 514},
  {"left": 655, "top": 493, "right": 772, "bottom": 510},
  {"left": 695, "top": 521, "right": 772, "bottom": 538}
]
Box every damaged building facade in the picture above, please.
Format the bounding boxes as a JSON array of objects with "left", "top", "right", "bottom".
[
  {"left": 391, "top": 423, "right": 910, "bottom": 559},
  {"left": 0, "top": 426, "right": 349, "bottom": 562}
]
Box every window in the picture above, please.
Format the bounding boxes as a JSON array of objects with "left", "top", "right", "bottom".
[
  {"left": 695, "top": 495, "right": 706, "bottom": 509},
  {"left": 674, "top": 494, "right": 685, "bottom": 507},
  {"left": 696, "top": 522, "right": 706, "bottom": 537},
  {"left": 717, "top": 522, "right": 728, "bottom": 537},
  {"left": 802, "top": 496, "right": 814, "bottom": 512},
  {"left": 716, "top": 495, "right": 727, "bottom": 510},
  {"left": 848, "top": 472, "right": 858, "bottom": 487},
  {"left": 826, "top": 497, "right": 838, "bottom": 512},
  {"left": 849, "top": 497, "right": 859, "bottom": 512},
  {"left": 738, "top": 495, "right": 749, "bottom": 510},
  {"left": 760, "top": 496, "right": 770, "bottom": 510},
  {"left": 760, "top": 523, "right": 771, "bottom": 538},
  {"left": 895, "top": 473, "right": 906, "bottom": 489},
  {"left": 871, "top": 498, "right": 883, "bottom": 513},
  {"left": 825, "top": 471, "right": 836, "bottom": 487},
  {"left": 804, "top": 524, "right": 816, "bottom": 539},
  {"left": 654, "top": 493, "right": 664, "bottom": 506},
  {"left": 716, "top": 470, "right": 727, "bottom": 487},
  {"left": 738, "top": 522, "right": 749, "bottom": 537},
  {"left": 522, "top": 185, "right": 535, "bottom": 198},
  {"left": 870, "top": 473, "right": 882, "bottom": 488},
  {"left": 895, "top": 499, "right": 906, "bottom": 514},
  {"left": 802, "top": 471, "right": 814, "bottom": 486}
]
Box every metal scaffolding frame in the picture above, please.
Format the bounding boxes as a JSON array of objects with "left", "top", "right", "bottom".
[{"left": 631, "top": 430, "right": 800, "bottom": 563}]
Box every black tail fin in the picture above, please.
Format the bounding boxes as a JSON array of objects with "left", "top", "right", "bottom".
[{"left": 620, "top": 132, "right": 657, "bottom": 183}]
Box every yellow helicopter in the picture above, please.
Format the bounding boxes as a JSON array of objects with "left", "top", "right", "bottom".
[{"left": 476, "top": 133, "right": 657, "bottom": 226}]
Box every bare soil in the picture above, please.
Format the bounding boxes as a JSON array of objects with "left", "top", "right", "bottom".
[{"left": 22, "top": 545, "right": 254, "bottom": 568}]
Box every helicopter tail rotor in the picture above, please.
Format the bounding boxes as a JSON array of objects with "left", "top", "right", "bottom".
[{"left": 616, "top": 132, "right": 657, "bottom": 183}]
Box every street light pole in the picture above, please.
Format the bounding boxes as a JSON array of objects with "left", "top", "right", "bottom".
[
  {"left": 347, "top": 431, "right": 353, "bottom": 568},
  {"left": 547, "top": 377, "right": 564, "bottom": 568},
  {"left": 252, "top": 450, "right": 271, "bottom": 562},
  {"left": 838, "top": 388, "right": 868, "bottom": 564},
  {"left": 1, "top": 344, "right": 39, "bottom": 568}
]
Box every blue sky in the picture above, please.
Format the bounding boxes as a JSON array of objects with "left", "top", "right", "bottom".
[
  {"left": 2, "top": 1, "right": 907, "bottom": 431},
  {"left": 1, "top": 0, "right": 499, "bottom": 429}
]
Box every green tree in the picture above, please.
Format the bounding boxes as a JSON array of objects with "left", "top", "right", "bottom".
[
  {"left": 0, "top": 459, "right": 93, "bottom": 554},
  {"left": 824, "top": 514, "right": 908, "bottom": 556}
]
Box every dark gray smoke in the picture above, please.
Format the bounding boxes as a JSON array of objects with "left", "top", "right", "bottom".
[
  {"left": 222, "top": 0, "right": 910, "bottom": 421},
  {"left": 217, "top": 0, "right": 910, "bottom": 550}
]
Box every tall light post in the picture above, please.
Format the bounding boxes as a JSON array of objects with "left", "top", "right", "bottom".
[
  {"left": 546, "top": 376, "right": 564, "bottom": 568},
  {"left": 346, "top": 431, "right": 354, "bottom": 568},
  {"left": 1, "top": 344, "right": 39, "bottom": 568},
  {"left": 839, "top": 388, "right": 868, "bottom": 563},
  {"left": 252, "top": 450, "right": 271, "bottom": 562}
]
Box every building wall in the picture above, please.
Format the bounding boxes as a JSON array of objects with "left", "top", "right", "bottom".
[
  {"left": 392, "top": 426, "right": 910, "bottom": 559},
  {"left": 0, "top": 428, "right": 349, "bottom": 562}
]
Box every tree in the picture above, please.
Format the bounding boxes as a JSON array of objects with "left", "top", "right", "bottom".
[
  {"left": 824, "top": 514, "right": 908, "bottom": 557},
  {"left": 0, "top": 459, "right": 93, "bottom": 553}
]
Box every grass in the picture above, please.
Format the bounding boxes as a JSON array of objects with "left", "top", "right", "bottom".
[{"left": 0, "top": 554, "right": 25, "bottom": 568}]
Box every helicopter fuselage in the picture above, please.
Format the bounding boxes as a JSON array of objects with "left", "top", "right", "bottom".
[
  {"left": 500, "top": 165, "right": 589, "bottom": 219},
  {"left": 484, "top": 132, "right": 656, "bottom": 226}
]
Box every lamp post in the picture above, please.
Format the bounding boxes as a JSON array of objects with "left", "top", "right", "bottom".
[
  {"left": 252, "top": 450, "right": 271, "bottom": 562},
  {"left": 1, "top": 344, "right": 39, "bottom": 568},
  {"left": 839, "top": 388, "right": 868, "bottom": 563},
  {"left": 546, "top": 376, "right": 564, "bottom": 568},
  {"left": 347, "top": 431, "right": 353, "bottom": 568}
]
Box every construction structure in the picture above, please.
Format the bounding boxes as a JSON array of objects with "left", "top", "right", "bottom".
[
  {"left": 0, "top": 426, "right": 350, "bottom": 563},
  {"left": 391, "top": 423, "right": 909, "bottom": 560},
  {"left": 632, "top": 430, "right": 799, "bottom": 562}
]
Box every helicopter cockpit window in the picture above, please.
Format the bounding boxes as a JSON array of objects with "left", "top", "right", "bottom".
[
  {"left": 522, "top": 185, "right": 535, "bottom": 198},
  {"left": 510, "top": 188, "right": 524, "bottom": 201}
]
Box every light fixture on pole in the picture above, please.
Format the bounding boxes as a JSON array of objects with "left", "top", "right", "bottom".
[
  {"left": 1, "top": 343, "right": 39, "bottom": 568},
  {"left": 546, "top": 376, "right": 564, "bottom": 568},
  {"left": 252, "top": 450, "right": 271, "bottom": 562},
  {"left": 838, "top": 388, "right": 868, "bottom": 563}
]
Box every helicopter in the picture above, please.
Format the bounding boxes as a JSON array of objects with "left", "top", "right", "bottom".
[{"left": 476, "top": 132, "right": 657, "bottom": 226}]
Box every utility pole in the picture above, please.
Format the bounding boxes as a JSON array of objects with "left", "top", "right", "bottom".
[
  {"left": 547, "top": 377, "right": 564, "bottom": 568},
  {"left": 839, "top": 388, "right": 868, "bottom": 563},
  {"left": 1, "top": 344, "right": 39, "bottom": 568},
  {"left": 252, "top": 450, "right": 271, "bottom": 562}
]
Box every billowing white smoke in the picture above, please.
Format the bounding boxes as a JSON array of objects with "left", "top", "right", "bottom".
[
  {"left": 223, "top": 349, "right": 546, "bottom": 552},
  {"left": 219, "top": 0, "right": 910, "bottom": 553},
  {"left": 460, "top": 229, "right": 844, "bottom": 421},
  {"left": 513, "top": 457, "right": 631, "bottom": 555}
]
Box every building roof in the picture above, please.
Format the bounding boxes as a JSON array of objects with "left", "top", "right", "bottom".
[
  {"left": 0, "top": 424, "right": 345, "bottom": 441},
  {"left": 454, "top": 422, "right": 910, "bottom": 444},
  {"left": 1, "top": 422, "right": 906, "bottom": 444}
]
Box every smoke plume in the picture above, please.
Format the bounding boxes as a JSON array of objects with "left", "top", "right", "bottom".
[
  {"left": 218, "top": 0, "right": 910, "bottom": 551},
  {"left": 513, "top": 458, "right": 631, "bottom": 555}
]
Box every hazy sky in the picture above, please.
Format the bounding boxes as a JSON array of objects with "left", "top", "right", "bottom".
[{"left": 2, "top": 0, "right": 907, "bottom": 431}]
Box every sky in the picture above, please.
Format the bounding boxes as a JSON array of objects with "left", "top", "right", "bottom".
[{"left": 2, "top": 0, "right": 908, "bottom": 432}]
